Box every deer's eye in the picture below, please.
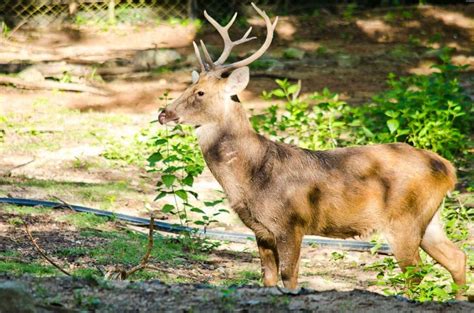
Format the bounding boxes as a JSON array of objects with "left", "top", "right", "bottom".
[{"left": 197, "top": 91, "right": 205, "bottom": 97}]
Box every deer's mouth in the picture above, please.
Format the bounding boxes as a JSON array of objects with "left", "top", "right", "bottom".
[{"left": 158, "top": 110, "right": 180, "bottom": 125}]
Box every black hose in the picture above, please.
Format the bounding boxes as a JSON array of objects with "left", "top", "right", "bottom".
[{"left": 0, "top": 197, "right": 391, "bottom": 254}]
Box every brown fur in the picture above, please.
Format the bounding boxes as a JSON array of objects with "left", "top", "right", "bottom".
[{"left": 159, "top": 71, "right": 466, "bottom": 298}]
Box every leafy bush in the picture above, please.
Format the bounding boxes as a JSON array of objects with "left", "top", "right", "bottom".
[
  {"left": 366, "top": 255, "right": 462, "bottom": 302},
  {"left": 359, "top": 49, "right": 472, "bottom": 159},
  {"left": 252, "top": 79, "right": 358, "bottom": 150}
]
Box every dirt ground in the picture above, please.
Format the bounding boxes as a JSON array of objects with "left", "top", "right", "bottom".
[
  {"left": 2, "top": 275, "right": 474, "bottom": 313},
  {"left": 1, "top": 3, "right": 473, "bottom": 309}
]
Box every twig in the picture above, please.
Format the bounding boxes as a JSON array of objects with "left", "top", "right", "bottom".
[
  {"left": 124, "top": 215, "right": 155, "bottom": 277},
  {"left": 21, "top": 218, "right": 71, "bottom": 276},
  {"left": 50, "top": 195, "right": 76, "bottom": 212},
  {"left": 144, "top": 265, "right": 195, "bottom": 280},
  {"left": 4, "top": 158, "right": 35, "bottom": 176}
]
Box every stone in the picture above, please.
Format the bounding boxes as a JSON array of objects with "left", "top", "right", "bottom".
[
  {"left": 0, "top": 281, "right": 36, "bottom": 313},
  {"left": 17, "top": 67, "right": 44, "bottom": 83},
  {"left": 133, "top": 49, "right": 181, "bottom": 69}
]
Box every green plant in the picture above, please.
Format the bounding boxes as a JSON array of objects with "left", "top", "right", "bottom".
[
  {"left": 359, "top": 49, "right": 472, "bottom": 159},
  {"left": 367, "top": 255, "right": 463, "bottom": 302},
  {"left": 254, "top": 79, "right": 359, "bottom": 150},
  {"left": 443, "top": 192, "right": 473, "bottom": 243},
  {"left": 148, "top": 93, "right": 227, "bottom": 235},
  {"left": 1, "top": 22, "right": 10, "bottom": 37},
  {"left": 342, "top": 3, "right": 357, "bottom": 21},
  {"left": 330, "top": 251, "right": 346, "bottom": 261}
]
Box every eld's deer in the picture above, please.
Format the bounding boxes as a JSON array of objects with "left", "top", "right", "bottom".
[{"left": 158, "top": 3, "right": 466, "bottom": 297}]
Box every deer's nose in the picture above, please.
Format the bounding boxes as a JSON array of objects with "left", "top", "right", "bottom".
[
  {"left": 158, "top": 110, "right": 167, "bottom": 125},
  {"left": 158, "top": 109, "right": 178, "bottom": 125}
]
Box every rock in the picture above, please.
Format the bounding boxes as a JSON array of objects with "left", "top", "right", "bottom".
[
  {"left": 283, "top": 48, "right": 305, "bottom": 60},
  {"left": 133, "top": 49, "right": 181, "bottom": 69},
  {"left": 17, "top": 67, "right": 44, "bottom": 83},
  {"left": 0, "top": 281, "right": 36, "bottom": 313}
]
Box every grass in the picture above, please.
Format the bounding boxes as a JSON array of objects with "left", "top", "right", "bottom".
[
  {"left": 2, "top": 204, "right": 52, "bottom": 215},
  {"left": 222, "top": 269, "right": 261, "bottom": 287},
  {"left": 0, "top": 215, "right": 209, "bottom": 281},
  {"left": 0, "top": 178, "right": 139, "bottom": 210},
  {"left": 57, "top": 212, "right": 111, "bottom": 229}
]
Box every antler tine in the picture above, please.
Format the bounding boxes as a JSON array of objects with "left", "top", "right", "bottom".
[
  {"left": 218, "top": 2, "right": 278, "bottom": 72},
  {"left": 193, "top": 41, "right": 205, "bottom": 72},
  {"left": 204, "top": 10, "right": 257, "bottom": 66},
  {"left": 199, "top": 40, "right": 214, "bottom": 69}
]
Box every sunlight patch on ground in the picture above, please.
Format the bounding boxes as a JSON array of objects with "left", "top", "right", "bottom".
[
  {"left": 421, "top": 7, "right": 474, "bottom": 32},
  {"left": 355, "top": 19, "right": 395, "bottom": 42}
]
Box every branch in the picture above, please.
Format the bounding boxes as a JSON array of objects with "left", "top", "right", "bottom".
[
  {"left": 124, "top": 215, "right": 155, "bottom": 277},
  {"left": 22, "top": 218, "right": 71, "bottom": 276}
]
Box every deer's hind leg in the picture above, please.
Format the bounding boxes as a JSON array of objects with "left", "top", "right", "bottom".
[{"left": 420, "top": 211, "right": 467, "bottom": 298}]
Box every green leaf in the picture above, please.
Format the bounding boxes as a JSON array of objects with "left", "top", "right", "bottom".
[
  {"left": 154, "top": 138, "right": 167, "bottom": 145},
  {"left": 161, "top": 204, "right": 174, "bottom": 213},
  {"left": 147, "top": 152, "right": 163, "bottom": 166},
  {"left": 154, "top": 191, "right": 168, "bottom": 201},
  {"left": 175, "top": 189, "right": 188, "bottom": 201},
  {"left": 190, "top": 207, "right": 205, "bottom": 214},
  {"left": 287, "top": 84, "right": 299, "bottom": 95},
  {"left": 272, "top": 89, "right": 286, "bottom": 98},
  {"left": 182, "top": 175, "right": 194, "bottom": 186},
  {"left": 387, "top": 119, "right": 400, "bottom": 133},
  {"left": 161, "top": 174, "right": 176, "bottom": 187}
]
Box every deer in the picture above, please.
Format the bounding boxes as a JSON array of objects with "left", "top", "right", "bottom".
[{"left": 158, "top": 3, "right": 467, "bottom": 298}]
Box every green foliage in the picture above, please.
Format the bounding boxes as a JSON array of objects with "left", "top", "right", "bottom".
[
  {"left": 366, "top": 255, "right": 463, "bottom": 302},
  {"left": 443, "top": 193, "right": 473, "bottom": 243},
  {"left": 254, "top": 79, "right": 358, "bottom": 150},
  {"left": 102, "top": 127, "right": 156, "bottom": 166},
  {"left": 359, "top": 49, "right": 472, "bottom": 159},
  {"left": 57, "top": 212, "right": 110, "bottom": 229},
  {"left": 0, "top": 21, "right": 10, "bottom": 37},
  {"left": 148, "top": 93, "right": 227, "bottom": 237}
]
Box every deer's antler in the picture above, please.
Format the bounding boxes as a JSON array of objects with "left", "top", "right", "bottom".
[{"left": 194, "top": 2, "right": 278, "bottom": 75}]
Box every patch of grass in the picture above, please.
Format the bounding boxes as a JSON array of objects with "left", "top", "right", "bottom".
[
  {"left": 57, "top": 212, "right": 110, "bottom": 229},
  {"left": 0, "top": 261, "right": 58, "bottom": 276},
  {"left": 0, "top": 178, "right": 132, "bottom": 210},
  {"left": 222, "top": 269, "right": 260, "bottom": 287},
  {"left": 1, "top": 204, "right": 52, "bottom": 215}
]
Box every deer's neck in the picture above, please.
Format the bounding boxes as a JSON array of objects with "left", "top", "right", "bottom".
[{"left": 196, "top": 101, "right": 265, "bottom": 205}]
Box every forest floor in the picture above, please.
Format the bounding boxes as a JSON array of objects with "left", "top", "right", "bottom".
[{"left": 0, "top": 4, "right": 473, "bottom": 310}]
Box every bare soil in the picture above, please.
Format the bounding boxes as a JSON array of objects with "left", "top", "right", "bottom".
[{"left": 2, "top": 275, "right": 474, "bottom": 313}]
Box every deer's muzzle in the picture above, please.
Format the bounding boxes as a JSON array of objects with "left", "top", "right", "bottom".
[{"left": 158, "top": 109, "right": 178, "bottom": 125}]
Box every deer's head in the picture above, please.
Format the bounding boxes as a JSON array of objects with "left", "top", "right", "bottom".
[{"left": 158, "top": 3, "right": 278, "bottom": 127}]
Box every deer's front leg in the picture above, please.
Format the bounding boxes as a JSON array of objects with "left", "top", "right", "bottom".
[
  {"left": 276, "top": 227, "right": 304, "bottom": 289},
  {"left": 256, "top": 236, "right": 279, "bottom": 286}
]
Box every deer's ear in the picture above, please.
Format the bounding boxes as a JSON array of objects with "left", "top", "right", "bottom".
[
  {"left": 225, "top": 67, "right": 249, "bottom": 94},
  {"left": 191, "top": 70, "right": 200, "bottom": 84}
]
